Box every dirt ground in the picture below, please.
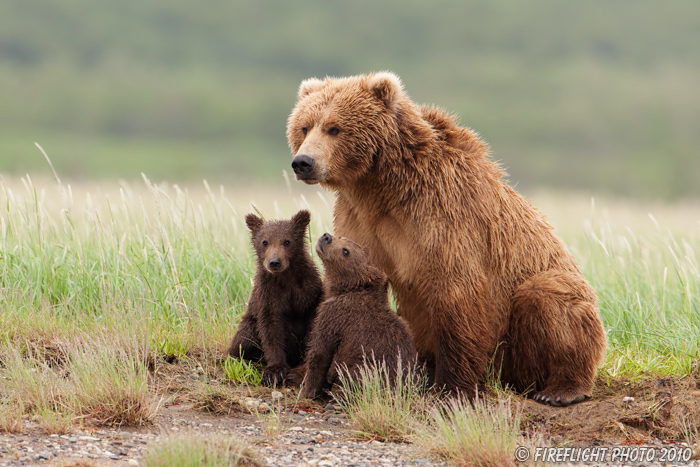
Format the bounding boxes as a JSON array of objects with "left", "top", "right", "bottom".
[
  {"left": 522, "top": 375, "right": 700, "bottom": 447},
  {"left": 1, "top": 360, "right": 699, "bottom": 466}
]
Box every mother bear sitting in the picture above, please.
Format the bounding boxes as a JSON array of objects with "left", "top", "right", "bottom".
[{"left": 287, "top": 72, "right": 606, "bottom": 407}]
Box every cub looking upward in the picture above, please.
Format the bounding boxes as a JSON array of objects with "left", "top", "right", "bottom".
[
  {"left": 301, "top": 233, "right": 418, "bottom": 399},
  {"left": 228, "top": 210, "right": 323, "bottom": 387}
]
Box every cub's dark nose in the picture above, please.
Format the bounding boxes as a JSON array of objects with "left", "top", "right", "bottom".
[
  {"left": 268, "top": 258, "right": 282, "bottom": 270},
  {"left": 320, "top": 233, "right": 333, "bottom": 244},
  {"left": 292, "top": 155, "right": 315, "bottom": 175}
]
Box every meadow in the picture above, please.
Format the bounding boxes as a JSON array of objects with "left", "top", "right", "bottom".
[{"left": 0, "top": 170, "right": 698, "bottom": 464}]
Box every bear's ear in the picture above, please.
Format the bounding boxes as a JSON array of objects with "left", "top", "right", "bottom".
[
  {"left": 368, "top": 72, "right": 403, "bottom": 110},
  {"left": 291, "top": 209, "right": 311, "bottom": 231},
  {"left": 298, "top": 77, "right": 325, "bottom": 100},
  {"left": 245, "top": 213, "right": 264, "bottom": 235}
]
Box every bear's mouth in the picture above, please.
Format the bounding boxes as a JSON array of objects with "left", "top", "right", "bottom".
[
  {"left": 294, "top": 172, "right": 322, "bottom": 184},
  {"left": 315, "top": 242, "right": 325, "bottom": 256}
]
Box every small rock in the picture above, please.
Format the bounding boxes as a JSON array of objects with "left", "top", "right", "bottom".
[
  {"left": 128, "top": 460, "right": 140, "bottom": 467},
  {"left": 271, "top": 390, "right": 283, "bottom": 400},
  {"left": 622, "top": 396, "right": 635, "bottom": 403},
  {"left": 79, "top": 436, "right": 101, "bottom": 442}
]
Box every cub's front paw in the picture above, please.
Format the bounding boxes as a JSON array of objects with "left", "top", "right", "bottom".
[
  {"left": 300, "top": 384, "right": 319, "bottom": 400},
  {"left": 262, "top": 364, "right": 289, "bottom": 388}
]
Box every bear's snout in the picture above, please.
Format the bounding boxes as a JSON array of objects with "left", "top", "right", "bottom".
[
  {"left": 320, "top": 233, "right": 333, "bottom": 244},
  {"left": 267, "top": 257, "right": 282, "bottom": 271},
  {"left": 291, "top": 154, "right": 315, "bottom": 176}
]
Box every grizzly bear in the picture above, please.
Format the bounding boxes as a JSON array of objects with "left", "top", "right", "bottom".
[
  {"left": 227, "top": 210, "right": 323, "bottom": 387},
  {"left": 287, "top": 72, "right": 607, "bottom": 406},
  {"left": 301, "top": 233, "right": 418, "bottom": 399}
]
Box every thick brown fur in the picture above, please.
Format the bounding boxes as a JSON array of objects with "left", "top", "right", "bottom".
[
  {"left": 301, "top": 234, "right": 418, "bottom": 400},
  {"left": 227, "top": 210, "right": 323, "bottom": 387},
  {"left": 287, "top": 72, "right": 607, "bottom": 406}
]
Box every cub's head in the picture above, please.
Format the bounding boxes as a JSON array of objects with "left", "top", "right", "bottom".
[
  {"left": 315, "top": 233, "right": 386, "bottom": 293},
  {"left": 245, "top": 210, "right": 311, "bottom": 274},
  {"left": 287, "top": 72, "right": 406, "bottom": 187}
]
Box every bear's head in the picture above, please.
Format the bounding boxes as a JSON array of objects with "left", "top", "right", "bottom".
[
  {"left": 245, "top": 210, "right": 311, "bottom": 274},
  {"left": 315, "top": 233, "right": 387, "bottom": 294},
  {"left": 288, "top": 72, "right": 423, "bottom": 188}
]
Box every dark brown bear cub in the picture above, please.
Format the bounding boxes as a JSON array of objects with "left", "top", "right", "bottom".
[
  {"left": 227, "top": 210, "right": 323, "bottom": 387},
  {"left": 301, "top": 233, "right": 418, "bottom": 399}
]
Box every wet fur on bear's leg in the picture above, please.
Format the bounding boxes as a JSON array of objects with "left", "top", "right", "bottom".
[{"left": 503, "top": 270, "right": 606, "bottom": 406}]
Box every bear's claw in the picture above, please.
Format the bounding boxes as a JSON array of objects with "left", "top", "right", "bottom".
[
  {"left": 262, "top": 364, "right": 289, "bottom": 388},
  {"left": 532, "top": 390, "right": 589, "bottom": 407}
]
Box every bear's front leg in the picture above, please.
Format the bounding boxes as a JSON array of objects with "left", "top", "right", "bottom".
[
  {"left": 256, "top": 305, "right": 293, "bottom": 388},
  {"left": 431, "top": 290, "right": 499, "bottom": 398}
]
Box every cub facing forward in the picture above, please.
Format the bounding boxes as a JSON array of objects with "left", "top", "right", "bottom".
[
  {"left": 227, "top": 210, "right": 323, "bottom": 387},
  {"left": 301, "top": 233, "right": 418, "bottom": 399}
]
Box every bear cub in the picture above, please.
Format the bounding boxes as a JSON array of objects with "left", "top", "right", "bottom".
[
  {"left": 227, "top": 210, "right": 323, "bottom": 387},
  {"left": 301, "top": 233, "right": 418, "bottom": 399}
]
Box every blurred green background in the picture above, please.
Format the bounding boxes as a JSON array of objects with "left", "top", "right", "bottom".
[{"left": 1, "top": 0, "right": 698, "bottom": 198}]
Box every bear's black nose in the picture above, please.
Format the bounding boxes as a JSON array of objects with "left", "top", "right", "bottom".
[
  {"left": 320, "top": 233, "right": 333, "bottom": 244},
  {"left": 268, "top": 258, "right": 282, "bottom": 270},
  {"left": 292, "top": 155, "right": 315, "bottom": 175}
]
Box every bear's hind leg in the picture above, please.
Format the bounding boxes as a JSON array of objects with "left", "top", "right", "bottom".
[
  {"left": 227, "top": 315, "right": 264, "bottom": 362},
  {"left": 505, "top": 270, "right": 606, "bottom": 407}
]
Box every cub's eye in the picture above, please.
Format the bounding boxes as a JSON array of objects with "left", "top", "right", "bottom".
[
  {"left": 301, "top": 127, "right": 308, "bottom": 136},
  {"left": 328, "top": 127, "right": 339, "bottom": 136},
  {"left": 342, "top": 248, "right": 349, "bottom": 256},
  {"left": 284, "top": 240, "right": 291, "bottom": 246},
  {"left": 262, "top": 240, "right": 268, "bottom": 247}
]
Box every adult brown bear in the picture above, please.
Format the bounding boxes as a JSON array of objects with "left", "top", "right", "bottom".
[{"left": 287, "top": 72, "right": 606, "bottom": 406}]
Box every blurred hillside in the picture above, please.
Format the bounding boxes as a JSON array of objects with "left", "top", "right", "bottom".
[{"left": 1, "top": 0, "right": 698, "bottom": 198}]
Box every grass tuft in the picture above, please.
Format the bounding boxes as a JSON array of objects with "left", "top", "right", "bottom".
[
  {"left": 143, "top": 435, "right": 262, "bottom": 467},
  {"left": 0, "top": 402, "right": 23, "bottom": 433},
  {"left": 0, "top": 339, "right": 155, "bottom": 431},
  {"left": 223, "top": 356, "right": 262, "bottom": 386},
  {"left": 334, "top": 357, "right": 431, "bottom": 442},
  {"left": 416, "top": 395, "right": 524, "bottom": 467}
]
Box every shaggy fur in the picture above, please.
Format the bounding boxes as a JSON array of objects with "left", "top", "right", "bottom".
[
  {"left": 301, "top": 234, "right": 418, "bottom": 400},
  {"left": 227, "top": 210, "right": 323, "bottom": 387},
  {"left": 287, "top": 72, "right": 607, "bottom": 406}
]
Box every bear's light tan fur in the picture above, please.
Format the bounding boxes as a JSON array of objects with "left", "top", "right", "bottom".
[{"left": 287, "top": 72, "right": 606, "bottom": 406}]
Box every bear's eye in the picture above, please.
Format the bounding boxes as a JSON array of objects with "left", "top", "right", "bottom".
[
  {"left": 262, "top": 240, "right": 268, "bottom": 247},
  {"left": 301, "top": 127, "right": 308, "bottom": 136},
  {"left": 328, "top": 127, "right": 339, "bottom": 136},
  {"left": 342, "top": 248, "right": 349, "bottom": 256},
  {"left": 284, "top": 240, "right": 290, "bottom": 247}
]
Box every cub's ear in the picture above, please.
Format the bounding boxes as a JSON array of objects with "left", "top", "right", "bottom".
[
  {"left": 245, "top": 213, "right": 264, "bottom": 235},
  {"left": 298, "top": 77, "right": 325, "bottom": 100},
  {"left": 368, "top": 71, "right": 403, "bottom": 110},
  {"left": 291, "top": 210, "right": 311, "bottom": 231}
]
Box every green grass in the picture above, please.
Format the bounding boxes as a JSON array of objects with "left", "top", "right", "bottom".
[
  {"left": 415, "top": 396, "right": 525, "bottom": 467},
  {"left": 143, "top": 436, "right": 262, "bottom": 467},
  {"left": 0, "top": 174, "right": 698, "bottom": 387},
  {"left": 334, "top": 357, "right": 431, "bottom": 442},
  {"left": 223, "top": 356, "right": 263, "bottom": 386},
  {"left": 0, "top": 337, "right": 154, "bottom": 432},
  {"left": 580, "top": 211, "right": 700, "bottom": 376}
]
